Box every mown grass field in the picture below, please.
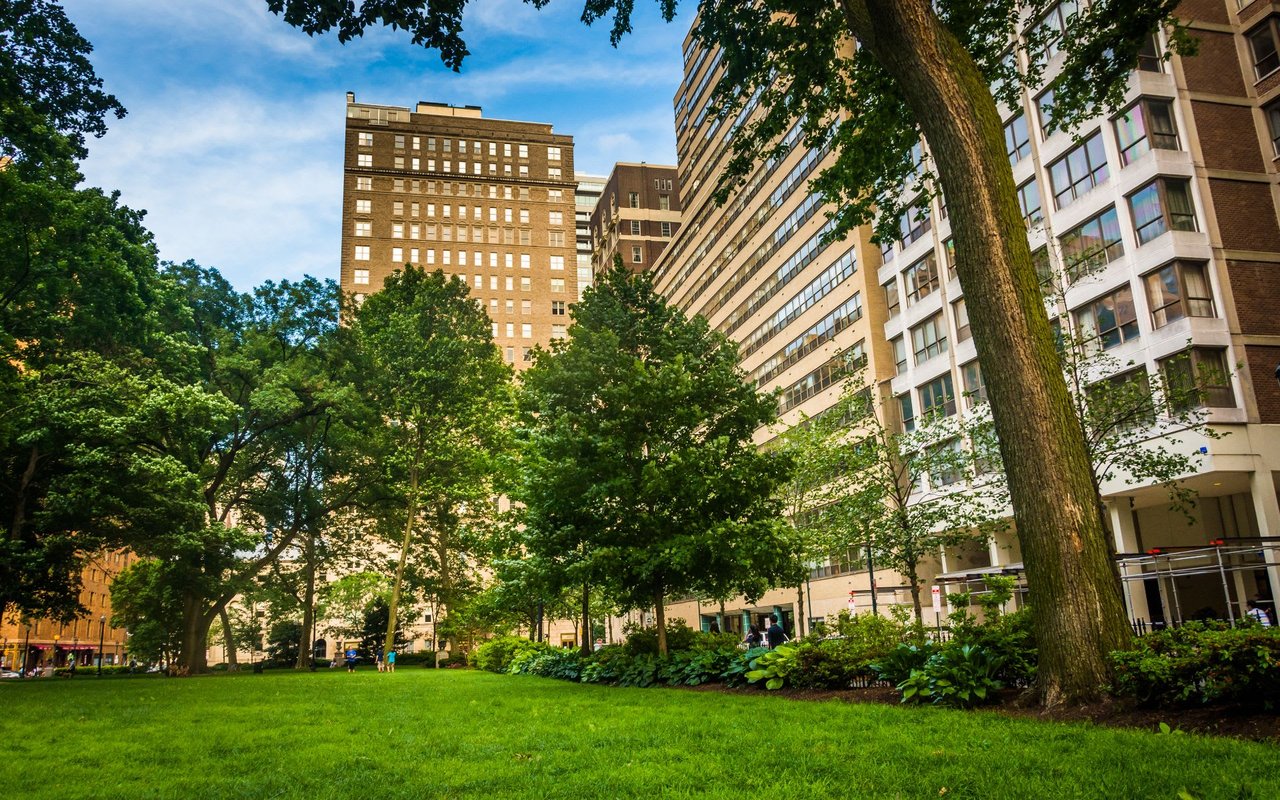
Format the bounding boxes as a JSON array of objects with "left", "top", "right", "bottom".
[{"left": 1, "top": 668, "right": 1276, "bottom": 799}]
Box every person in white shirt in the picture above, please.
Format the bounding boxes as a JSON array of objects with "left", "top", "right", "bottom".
[{"left": 1246, "top": 598, "right": 1272, "bottom": 627}]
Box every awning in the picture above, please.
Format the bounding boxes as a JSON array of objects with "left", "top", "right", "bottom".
[{"left": 935, "top": 562, "right": 1025, "bottom": 581}]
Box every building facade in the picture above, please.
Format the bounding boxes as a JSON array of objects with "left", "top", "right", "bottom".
[
  {"left": 651, "top": 1, "right": 1280, "bottom": 637},
  {"left": 1, "top": 549, "right": 136, "bottom": 673},
  {"left": 590, "top": 163, "right": 682, "bottom": 275},
  {"left": 575, "top": 174, "right": 607, "bottom": 299},
  {"left": 340, "top": 93, "right": 578, "bottom": 367}
]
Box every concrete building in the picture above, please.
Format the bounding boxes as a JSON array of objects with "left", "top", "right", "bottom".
[
  {"left": 651, "top": 1, "right": 1280, "bottom": 637},
  {"left": 590, "top": 163, "right": 682, "bottom": 275},
  {"left": 1, "top": 550, "right": 136, "bottom": 673},
  {"left": 340, "top": 93, "right": 578, "bottom": 368},
  {"left": 575, "top": 174, "right": 607, "bottom": 299}
]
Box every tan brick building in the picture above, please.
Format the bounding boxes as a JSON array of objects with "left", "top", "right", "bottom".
[
  {"left": 339, "top": 93, "right": 578, "bottom": 367},
  {"left": 590, "top": 163, "right": 682, "bottom": 275}
]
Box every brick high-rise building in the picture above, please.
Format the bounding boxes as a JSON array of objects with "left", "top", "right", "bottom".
[
  {"left": 340, "top": 93, "right": 578, "bottom": 367},
  {"left": 590, "top": 163, "right": 682, "bottom": 275}
]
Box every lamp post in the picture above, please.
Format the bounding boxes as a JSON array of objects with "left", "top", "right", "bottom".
[
  {"left": 97, "top": 615, "right": 106, "bottom": 676},
  {"left": 19, "top": 621, "right": 29, "bottom": 679}
]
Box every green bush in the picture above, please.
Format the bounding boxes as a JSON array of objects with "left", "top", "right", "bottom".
[
  {"left": 722, "top": 646, "right": 770, "bottom": 687},
  {"left": 898, "top": 644, "right": 1005, "bottom": 708},
  {"left": 792, "top": 639, "right": 880, "bottom": 690},
  {"left": 745, "top": 644, "right": 803, "bottom": 690},
  {"left": 471, "top": 636, "right": 547, "bottom": 673},
  {"left": 871, "top": 642, "right": 938, "bottom": 686},
  {"left": 621, "top": 619, "right": 702, "bottom": 656},
  {"left": 658, "top": 647, "right": 737, "bottom": 686},
  {"left": 616, "top": 653, "right": 662, "bottom": 688},
  {"left": 1109, "top": 621, "right": 1280, "bottom": 708},
  {"left": 510, "top": 648, "right": 582, "bottom": 681},
  {"left": 952, "top": 607, "right": 1037, "bottom": 688},
  {"left": 579, "top": 645, "right": 632, "bottom": 684}
]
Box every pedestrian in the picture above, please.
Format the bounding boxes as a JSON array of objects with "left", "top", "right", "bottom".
[
  {"left": 593, "top": 638, "right": 605, "bottom": 652},
  {"left": 67, "top": 654, "right": 77, "bottom": 674},
  {"left": 709, "top": 621, "right": 720, "bottom": 634},
  {"left": 375, "top": 649, "right": 384, "bottom": 673},
  {"left": 386, "top": 650, "right": 396, "bottom": 672},
  {"left": 744, "top": 624, "right": 762, "bottom": 649},
  {"left": 766, "top": 614, "right": 788, "bottom": 649},
  {"left": 1247, "top": 597, "right": 1273, "bottom": 627},
  {"left": 344, "top": 648, "right": 358, "bottom": 672}
]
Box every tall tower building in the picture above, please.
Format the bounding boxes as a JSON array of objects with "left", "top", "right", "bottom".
[
  {"left": 339, "top": 93, "right": 578, "bottom": 367},
  {"left": 574, "top": 174, "right": 607, "bottom": 300},
  {"left": 590, "top": 163, "right": 682, "bottom": 275}
]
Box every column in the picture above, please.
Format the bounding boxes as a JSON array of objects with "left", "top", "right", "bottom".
[
  {"left": 1109, "top": 499, "right": 1151, "bottom": 623},
  {"left": 1250, "top": 466, "right": 1280, "bottom": 615}
]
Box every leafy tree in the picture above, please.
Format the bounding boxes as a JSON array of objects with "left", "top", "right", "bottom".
[
  {"left": 265, "top": 618, "right": 303, "bottom": 666},
  {"left": 346, "top": 266, "right": 512, "bottom": 658},
  {"left": 110, "top": 558, "right": 185, "bottom": 667},
  {"left": 518, "top": 264, "right": 796, "bottom": 656},
  {"left": 263, "top": 0, "right": 1191, "bottom": 704}
]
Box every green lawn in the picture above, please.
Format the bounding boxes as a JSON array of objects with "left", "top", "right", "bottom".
[{"left": 1, "top": 670, "right": 1276, "bottom": 799}]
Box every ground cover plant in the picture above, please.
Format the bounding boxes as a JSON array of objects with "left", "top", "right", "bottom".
[{"left": 1, "top": 669, "right": 1276, "bottom": 799}]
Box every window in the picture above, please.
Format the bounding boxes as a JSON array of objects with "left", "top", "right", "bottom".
[
  {"left": 899, "top": 394, "right": 916, "bottom": 433},
  {"left": 395, "top": 157, "right": 405, "bottom": 169},
  {"left": 391, "top": 247, "right": 403, "bottom": 263},
  {"left": 519, "top": 209, "right": 530, "bottom": 224},
  {"left": 394, "top": 134, "right": 405, "bottom": 149},
  {"left": 1266, "top": 103, "right": 1280, "bottom": 157},
  {"left": 1129, "top": 178, "right": 1197, "bottom": 244},
  {"left": 953, "top": 298, "right": 971, "bottom": 342},
  {"left": 1016, "top": 177, "right": 1044, "bottom": 225},
  {"left": 659, "top": 194, "right": 671, "bottom": 211},
  {"left": 930, "top": 439, "right": 965, "bottom": 487},
  {"left": 660, "top": 221, "right": 673, "bottom": 237},
  {"left": 551, "top": 278, "right": 566, "bottom": 293},
  {"left": 1161, "top": 348, "right": 1235, "bottom": 410},
  {"left": 884, "top": 279, "right": 901, "bottom": 317},
  {"left": 392, "top": 223, "right": 404, "bottom": 239},
  {"left": 356, "top": 131, "right": 375, "bottom": 148},
  {"left": 919, "top": 373, "right": 957, "bottom": 420},
  {"left": 1060, "top": 207, "right": 1124, "bottom": 280},
  {"left": 354, "top": 246, "right": 370, "bottom": 261},
  {"left": 1074, "top": 284, "right": 1139, "bottom": 350},
  {"left": 632, "top": 246, "right": 643, "bottom": 263},
  {"left": 551, "top": 324, "right": 567, "bottom": 339},
  {"left": 1005, "top": 114, "right": 1031, "bottom": 165},
  {"left": 1136, "top": 32, "right": 1162, "bottom": 72},
  {"left": 911, "top": 313, "right": 948, "bottom": 363},
  {"left": 898, "top": 201, "right": 931, "bottom": 245},
  {"left": 892, "top": 336, "right": 907, "bottom": 375},
  {"left": 518, "top": 144, "right": 529, "bottom": 159},
  {"left": 551, "top": 300, "right": 566, "bottom": 316},
  {"left": 1048, "top": 132, "right": 1109, "bottom": 209},
  {"left": 547, "top": 146, "right": 561, "bottom": 161},
  {"left": 629, "top": 219, "right": 641, "bottom": 235},
  {"left": 961, "top": 361, "right": 987, "bottom": 407},
  {"left": 354, "top": 221, "right": 371, "bottom": 237},
  {"left": 520, "top": 277, "right": 531, "bottom": 291},
  {"left": 521, "top": 323, "right": 533, "bottom": 339},
  {"left": 392, "top": 201, "right": 404, "bottom": 216},
  {"left": 353, "top": 269, "right": 369, "bottom": 285},
  {"left": 1088, "top": 369, "right": 1155, "bottom": 432},
  {"left": 628, "top": 192, "right": 640, "bottom": 208},
  {"left": 520, "top": 254, "right": 531, "bottom": 269},
  {"left": 548, "top": 255, "right": 565, "bottom": 271},
  {"left": 1114, "top": 99, "right": 1178, "bottom": 165},
  {"left": 548, "top": 231, "right": 565, "bottom": 246},
  {"left": 356, "top": 177, "right": 372, "bottom": 191},
  {"left": 1036, "top": 87, "right": 1059, "bottom": 134},
  {"left": 548, "top": 168, "right": 561, "bottom": 180},
  {"left": 1249, "top": 24, "right": 1280, "bottom": 79},
  {"left": 357, "top": 153, "right": 372, "bottom": 168},
  {"left": 1029, "top": 1, "right": 1079, "bottom": 61},
  {"left": 549, "top": 211, "right": 563, "bottom": 225},
  {"left": 1144, "top": 261, "right": 1215, "bottom": 327},
  {"left": 904, "top": 253, "right": 940, "bottom": 305}
]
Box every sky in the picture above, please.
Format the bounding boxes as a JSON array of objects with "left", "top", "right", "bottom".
[{"left": 61, "top": 0, "right": 689, "bottom": 292}]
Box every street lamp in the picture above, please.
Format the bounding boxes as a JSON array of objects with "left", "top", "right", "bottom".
[
  {"left": 19, "top": 620, "right": 30, "bottom": 680},
  {"left": 97, "top": 615, "right": 106, "bottom": 677}
]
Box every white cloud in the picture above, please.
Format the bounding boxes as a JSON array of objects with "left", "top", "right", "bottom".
[{"left": 79, "top": 89, "right": 342, "bottom": 289}]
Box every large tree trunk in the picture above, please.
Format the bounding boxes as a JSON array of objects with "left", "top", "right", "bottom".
[
  {"left": 219, "top": 606, "right": 239, "bottom": 670},
  {"left": 795, "top": 582, "right": 805, "bottom": 638},
  {"left": 906, "top": 563, "right": 923, "bottom": 624},
  {"left": 653, "top": 593, "right": 667, "bottom": 656},
  {"left": 178, "top": 594, "right": 214, "bottom": 674},
  {"left": 580, "top": 582, "right": 591, "bottom": 656},
  {"left": 296, "top": 531, "right": 316, "bottom": 669},
  {"left": 384, "top": 462, "right": 419, "bottom": 659},
  {"left": 844, "top": 0, "right": 1131, "bottom": 705}
]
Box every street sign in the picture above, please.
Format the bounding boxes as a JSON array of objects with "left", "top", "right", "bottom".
[
  {"left": 847, "top": 592, "right": 856, "bottom": 613},
  {"left": 931, "top": 586, "right": 942, "bottom": 614}
]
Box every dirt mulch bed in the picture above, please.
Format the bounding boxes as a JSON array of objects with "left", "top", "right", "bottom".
[{"left": 683, "top": 683, "right": 1280, "bottom": 743}]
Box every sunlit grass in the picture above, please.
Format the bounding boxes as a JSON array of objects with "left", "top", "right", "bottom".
[{"left": 1, "top": 669, "right": 1275, "bottom": 799}]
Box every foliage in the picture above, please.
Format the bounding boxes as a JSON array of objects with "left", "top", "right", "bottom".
[
  {"left": 509, "top": 647, "right": 582, "bottom": 682},
  {"left": 1109, "top": 622, "right": 1280, "bottom": 709},
  {"left": 952, "top": 607, "right": 1038, "bottom": 689},
  {"left": 516, "top": 264, "right": 795, "bottom": 654},
  {"left": 871, "top": 642, "right": 939, "bottom": 688},
  {"left": 744, "top": 644, "right": 803, "bottom": 691},
  {"left": 621, "top": 619, "right": 702, "bottom": 657},
  {"left": 658, "top": 648, "right": 737, "bottom": 687},
  {"left": 471, "top": 635, "right": 546, "bottom": 674},
  {"left": 108, "top": 559, "right": 185, "bottom": 666},
  {"left": 265, "top": 619, "right": 303, "bottom": 666},
  {"left": 898, "top": 644, "right": 1006, "bottom": 709}
]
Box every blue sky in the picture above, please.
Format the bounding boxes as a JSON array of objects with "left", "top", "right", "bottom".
[{"left": 61, "top": 0, "right": 688, "bottom": 291}]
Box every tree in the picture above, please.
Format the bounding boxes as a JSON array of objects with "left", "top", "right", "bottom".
[
  {"left": 110, "top": 558, "right": 185, "bottom": 667},
  {"left": 518, "top": 264, "right": 796, "bottom": 656},
  {"left": 263, "top": 0, "right": 1190, "bottom": 704},
  {"left": 346, "top": 266, "right": 512, "bottom": 659}
]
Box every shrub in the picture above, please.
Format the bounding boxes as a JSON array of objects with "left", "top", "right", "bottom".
[
  {"left": 952, "top": 607, "right": 1037, "bottom": 688},
  {"left": 621, "top": 619, "right": 701, "bottom": 656},
  {"left": 580, "top": 645, "right": 632, "bottom": 684},
  {"left": 616, "top": 653, "right": 662, "bottom": 688},
  {"left": 871, "top": 642, "right": 938, "bottom": 686},
  {"left": 745, "top": 644, "right": 803, "bottom": 690},
  {"left": 792, "top": 639, "right": 880, "bottom": 690},
  {"left": 1109, "top": 622, "right": 1280, "bottom": 708},
  {"left": 898, "top": 644, "right": 1005, "bottom": 708},
  {"left": 510, "top": 648, "right": 582, "bottom": 681},
  {"left": 722, "top": 646, "right": 770, "bottom": 687},
  {"left": 659, "top": 647, "right": 737, "bottom": 686},
  {"left": 471, "top": 636, "right": 547, "bottom": 673}
]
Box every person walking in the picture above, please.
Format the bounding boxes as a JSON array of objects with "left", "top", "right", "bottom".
[
  {"left": 344, "top": 648, "right": 358, "bottom": 672},
  {"left": 744, "top": 624, "right": 762, "bottom": 649},
  {"left": 765, "top": 614, "right": 788, "bottom": 649},
  {"left": 386, "top": 650, "right": 396, "bottom": 672}
]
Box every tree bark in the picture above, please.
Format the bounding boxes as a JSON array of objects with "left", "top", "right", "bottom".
[
  {"left": 178, "top": 593, "right": 214, "bottom": 674},
  {"left": 296, "top": 531, "right": 316, "bottom": 669},
  {"left": 384, "top": 461, "right": 419, "bottom": 659},
  {"left": 219, "top": 606, "right": 238, "bottom": 670},
  {"left": 654, "top": 593, "right": 668, "bottom": 656},
  {"left": 580, "top": 582, "right": 591, "bottom": 656},
  {"left": 843, "top": 0, "right": 1132, "bottom": 705},
  {"left": 795, "top": 582, "right": 805, "bottom": 638}
]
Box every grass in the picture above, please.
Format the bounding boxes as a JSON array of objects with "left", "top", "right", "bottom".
[{"left": 1, "top": 669, "right": 1277, "bottom": 799}]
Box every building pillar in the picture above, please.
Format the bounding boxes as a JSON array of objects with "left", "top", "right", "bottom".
[
  {"left": 1250, "top": 467, "right": 1280, "bottom": 614},
  {"left": 1108, "top": 499, "right": 1151, "bottom": 623}
]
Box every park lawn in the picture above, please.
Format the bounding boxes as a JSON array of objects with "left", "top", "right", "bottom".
[{"left": 1, "top": 670, "right": 1276, "bottom": 799}]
